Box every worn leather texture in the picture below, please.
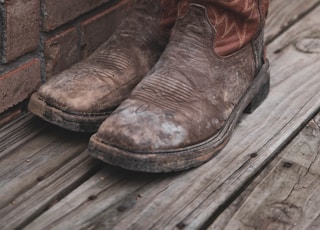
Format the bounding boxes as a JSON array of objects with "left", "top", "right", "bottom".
[
  {"left": 36, "top": 0, "right": 174, "bottom": 115},
  {"left": 94, "top": 3, "right": 266, "bottom": 152},
  {"left": 179, "top": 0, "right": 269, "bottom": 56}
]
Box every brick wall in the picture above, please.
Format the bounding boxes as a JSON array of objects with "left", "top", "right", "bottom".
[{"left": 0, "top": 0, "right": 129, "bottom": 126}]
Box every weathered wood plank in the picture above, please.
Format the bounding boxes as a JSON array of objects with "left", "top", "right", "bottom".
[
  {"left": 0, "top": 121, "right": 90, "bottom": 209},
  {"left": 0, "top": 122, "right": 65, "bottom": 182},
  {"left": 24, "top": 4, "right": 320, "bottom": 230},
  {"left": 24, "top": 168, "right": 172, "bottom": 230},
  {"left": 0, "top": 116, "right": 102, "bottom": 229},
  {"left": 0, "top": 114, "right": 48, "bottom": 159},
  {"left": 265, "top": 0, "right": 320, "bottom": 43},
  {"left": 0, "top": 151, "right": 102, "bottom": 229},
  {"left": 211, "top": 113, "right": 320, "bottom": 230}
]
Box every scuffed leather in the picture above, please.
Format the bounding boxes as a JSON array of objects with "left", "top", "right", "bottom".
[
  {"left": 37, "top": 0, "right": 173, "bottom": 115},
  {"left": 95, "top": 4, "right": 265, "bottom": 152}
]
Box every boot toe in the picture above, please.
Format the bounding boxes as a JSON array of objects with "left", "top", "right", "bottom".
[
  {"left": 38, "top": 67, "right": 117, "bottom": 114},
  {"left": 95, "top": 99, "right": 190, "bottom": 152}
]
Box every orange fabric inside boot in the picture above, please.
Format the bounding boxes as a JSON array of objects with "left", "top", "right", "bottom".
[{"left": 178, "top": 0, "right": 269, "bottom": 56}]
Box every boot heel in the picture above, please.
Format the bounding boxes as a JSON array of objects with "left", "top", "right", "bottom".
[{"left": 244, "top": 64, "right": 270, "bottom": 114}]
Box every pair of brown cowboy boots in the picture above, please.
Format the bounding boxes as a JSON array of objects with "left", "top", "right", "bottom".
[{"left": 29, "top": 0, "right": 270, "bottom": 172}]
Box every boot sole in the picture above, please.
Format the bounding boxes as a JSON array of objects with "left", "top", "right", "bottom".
[
  {"left": 28, "top": 93, "right": 112, "bottom": 133},
  {"left": 89, "top": 61, "right": 270, "bottom": 172}
]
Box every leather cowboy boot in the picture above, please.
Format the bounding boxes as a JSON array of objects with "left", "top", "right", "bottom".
[
  {"left": 28, "top": 0, "right": 179, "bottom": 132},
  {"left": 89, "top": 1, "right": 270, "bottom": 172}
]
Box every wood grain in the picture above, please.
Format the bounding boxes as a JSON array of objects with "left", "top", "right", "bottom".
[
  {"left": 0, "top": 115, "right": 91, "bottom": 207},
  {"left": 265, "top": 0, "right": 320, "bottom": 43},
  {"left": 211, "top": 113, "right": 320, "bottom": 230},
  {"left": 0, "top": 152, "right": 101, "bottom": 229},
  {"left": 0, "top": 114, "right": 48, "bottom": 159}
]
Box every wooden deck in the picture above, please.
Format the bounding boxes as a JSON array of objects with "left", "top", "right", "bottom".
[{"left": 1, "top": 0, "right": 320, "bottom": 229}]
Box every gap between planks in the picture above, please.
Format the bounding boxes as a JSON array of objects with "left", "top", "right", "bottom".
[{"left": 210, "top": 113, "right": 320, "bottom": 230}]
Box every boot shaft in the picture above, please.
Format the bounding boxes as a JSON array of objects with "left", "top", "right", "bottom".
[
  {"left": 178, "top": 0, "right": 269, "bottom": 56},
  {"left": 129, "top": 0, "right": 180, "bottom": 31}
]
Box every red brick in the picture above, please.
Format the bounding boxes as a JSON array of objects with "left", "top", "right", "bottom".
[
  {"left": 0, "top": 59, "right": 41, "bottom": 113},
  {"left": 42, "top": 0, "right": 113, "bottom": 31},
  {"left": 44, "top": 27, "right": 80, "bottom": 78},
  {"left": 80, "top": 0, "right": 129, "bottom": 58},
  {"left": 1, "top": 0, "right": 40, "bottom": 63}
]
